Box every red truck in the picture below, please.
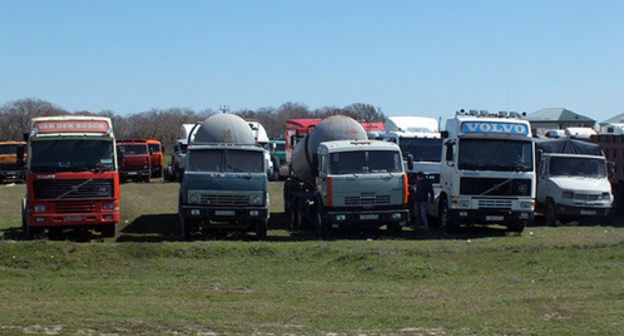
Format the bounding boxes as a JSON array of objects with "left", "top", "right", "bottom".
[
  {"left": 22, "top": 116, "right": 120, "bottom": 239},
  {"left": 123, "top": 138, "right": 164, "bottom": 178},
  {"left": 117, "top": 141, "right": 152, "bottom": 183}
]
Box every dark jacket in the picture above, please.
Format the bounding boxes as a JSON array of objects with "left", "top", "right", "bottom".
[{"left": 411, "top": 178, "right": 434, "bottom": 202}]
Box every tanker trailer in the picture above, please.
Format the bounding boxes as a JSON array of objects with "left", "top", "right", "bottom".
[
  {"left": 283, "top": 115, "right": 410, "bottom": 239},
  {"left": 178, "top": 113, "right": 269, "bottom": 240}
]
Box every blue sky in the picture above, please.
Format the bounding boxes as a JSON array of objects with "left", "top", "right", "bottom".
[{"left": 1, "top": 1, "right": 623, "bottom": 122}]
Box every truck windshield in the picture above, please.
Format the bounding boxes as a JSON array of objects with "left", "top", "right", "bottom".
[
  {"left": 459, "top": 139, "right": 533, "bottom": 172},
  {"left": 188, "top": 149, "right": 264, "bottom": 173},
  {"left": 30, "top": 139, "right": 115, "bottom": 173},
  {"left": 0, "top": 144, "right": 18, "bottom": 155},
  {"left": 119, "top": 144, "right": 148, "bottom": 155},
  {"left": 329, "top": 150, "right": 402, "bottom": 174},
  {"left": 550, "top": 157, "right": 606, "bottom": 177},
  {"left": 148, "top": 143, "right": 161, "bottom": 153},
  {"left": 398, "top": 138, "right": 442, "bottom": 162}
]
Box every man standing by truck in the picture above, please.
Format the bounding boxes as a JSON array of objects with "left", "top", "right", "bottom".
[{"left": 411, "top": 171, "right": 434, "bottom": 233}]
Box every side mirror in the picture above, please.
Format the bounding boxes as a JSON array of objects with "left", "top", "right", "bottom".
[
  {"left": 445, "top": 141, "right": 454, "bottom": 162},
  {"left": 407, "top": 154, "right": 414, "bottom": 171}
]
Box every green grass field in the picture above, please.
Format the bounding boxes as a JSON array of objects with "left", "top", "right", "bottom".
[{"left": 1, "top": 180, "right": 623, "bottom": 335}]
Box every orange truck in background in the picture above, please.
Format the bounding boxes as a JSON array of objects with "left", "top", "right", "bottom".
[
  {"left": 22, "top": 116, "right": 120, "bottom": 239},
  {"left": 123, "top": 138, "right": 164, "bottom": 178},
  {"left": 0, "top": 140, "right": 27, "bottom": 183}
]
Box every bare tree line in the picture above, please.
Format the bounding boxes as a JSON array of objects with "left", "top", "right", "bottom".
[{"left": 1, "top": 98, "right": 386, "bottom": 147}]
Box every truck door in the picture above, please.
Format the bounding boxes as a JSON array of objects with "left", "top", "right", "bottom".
[{"left": 537, "top": 157, "right": 549, "bottom": 204}]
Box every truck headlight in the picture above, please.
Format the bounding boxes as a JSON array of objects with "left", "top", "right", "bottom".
[
  {"left": 34, "top": 205, "right": 46, "bottom": 212},
  {"left": 103, "top": 203, "right": 115, "bottom": 210},
  {"left": 562, "top": 191, "right": 573, "bottom": 199},
  {"left": 458, "top": 199, "right": 470, "bottom": 208},
  {"left": 250, "top": 196, "right": 261, "bottom": 205},
  {"left": 520, "top": 201, "right": 533, "bottom": 209},
  {"left": 601, "top": 192, "right": 611, "bottom": 200},
  {"left": 189, "top": 194, "right": 200, "bottom": 203}
]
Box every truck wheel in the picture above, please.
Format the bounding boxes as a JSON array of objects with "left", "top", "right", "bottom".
[
  {"left": 255, "top": 219, "right": 268, "bottom": 240},
  {"left": 288, "top": 203, "right": 298, "bottom": 231},
  {"left": 439, "top": 199, "right": 458, "bottom": 233},
  {"left": 315, "top": 210, "right": 331, "bottom": 240},
  {"left": 388, "top": 222, "right": 402, "bottom": 237},
  {"left": 181, "top": 218, "right": 194, "bottom": 241},
  {"left": 507, "top": 221, "right": 525, "bottom": 233},
  {"left": 544, "top": 200, "right": 558, "bottom": 227},
  {"left": 101, "top": 224, "right": 116, "bottom": 238}
]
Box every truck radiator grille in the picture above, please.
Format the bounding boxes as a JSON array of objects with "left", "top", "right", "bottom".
[
  {"left": 55, "top": 201, "right": 98, "bottom": 214},
  {"left": 574, "top": 194, "right": 601, "bottom": 201},
  {"left": 200, "top": 194, "right": 250, "bottom": 206},
  {"left": 460, "top": 177, "right": 531, "bottom": 196},
  {"left": 477, "top": 199, "right": 513, "bottom": 209},
  {"left": 344, "top": 195, "right": 391, "bottom": 205},
  {"left": 33, "top": 179, "right": 114, "bottom": 200}
]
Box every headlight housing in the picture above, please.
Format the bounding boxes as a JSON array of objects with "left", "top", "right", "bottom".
[
  {"left": 562, "top": 191, "right": 574, "bottom": 199},
  {"left": 189, "top": 193, "right": 200, "bottom": 204}
]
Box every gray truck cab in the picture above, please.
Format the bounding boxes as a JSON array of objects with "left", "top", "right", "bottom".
[{"left": 177, "top": 114, "right": 269, "bottom": 240}]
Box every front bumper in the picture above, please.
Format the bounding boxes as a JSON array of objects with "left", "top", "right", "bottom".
[
  {"left": 448, "top": 209, "right": 533, "bottom": 225},
  {"left": 555, "top": 204, "right": 611, "bottom": 217},
  {"left": 321, "top": 207, "right": 410, "bottom": 229},
  {"left": 180, "top": 204, "right": 269, "bottom": 229}
]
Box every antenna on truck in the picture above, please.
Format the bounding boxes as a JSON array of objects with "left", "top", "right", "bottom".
[{"left": 219, "top": 105, "right": 230, "bottom": 114}]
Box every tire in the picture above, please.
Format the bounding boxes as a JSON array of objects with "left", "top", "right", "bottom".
[
  {"left": 181, "top": 217, "right": 194, "bottom": 241},
  {"left": 288, "top": 202, "right": 298, "bottom": 232},
  {"left": 507, "top": 221, "right": 525, "bottom": 233},
  {"left": 101, "top": 224, "right": 116, "bottom": 238},
  {"left": 255, "top": 219, "right": 268, "bottom": 240},
  {"left": 439, "top": 199, "right": 458, "bottom": 233},
  {"left": 544, "top": 200, "right": 558, "bottom": 227},
  {"left": 388, "top": 222, "right": 402, "bottom": 237},
  {"left": 315, "top": 208, "right": 331, "bottom": 240}
]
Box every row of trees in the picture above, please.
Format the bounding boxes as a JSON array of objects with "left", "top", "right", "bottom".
[{"left": 0, "top": 98, "right": 387, "bottom": 147}]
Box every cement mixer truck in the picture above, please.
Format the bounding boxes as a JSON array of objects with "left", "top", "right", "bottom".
[
  {"left": 178, "top": 113, "right": 269, "bottom": 240},
  {"left": 283, "top": 116, "right": 410, "bottom": 239}
]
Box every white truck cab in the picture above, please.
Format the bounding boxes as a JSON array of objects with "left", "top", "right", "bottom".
[
  {"left": 535, "top": 139, "right": 612, "bottom": 226},
  {"left": 437, "top": 110, "right": 535, "bottom": 233}
]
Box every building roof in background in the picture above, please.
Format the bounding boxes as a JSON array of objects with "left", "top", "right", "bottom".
[
  {"left": 600, "top": 112, "right": 624, "bottom": 124},
  {"left": 525, "top": 108, "right": 595, "bottom": 123}
]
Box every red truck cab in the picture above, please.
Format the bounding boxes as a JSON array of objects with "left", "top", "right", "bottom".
[
  {"left": 117, "top": 141, "right": 152, "bottom": 183},
  {"left": 22, "top": 116, "right": 120, "bottom": 239}
]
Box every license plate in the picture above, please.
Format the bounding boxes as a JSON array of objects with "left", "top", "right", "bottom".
[
  {"left": 486, "top": 215, "right": 504, "bottom": 221},
  {"left": 65, "top": 215, "right": 85, "bottom": 221},
  {"left": 215, "top": 210, "right": 235, "bottom": 216},
  {"left": 360, "top": 214, "right": 379, "bottom": 220},
  {"left": 580, "top": 210, "right": 596, "bottom": 216}
]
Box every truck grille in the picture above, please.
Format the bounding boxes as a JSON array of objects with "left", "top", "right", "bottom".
[
  {"left": 200, "top": 194, "right": 250, "bottom": 206},
  {"left": 33, "top": 179, "right": 114, "bottom": 200},
  {"left": 460, "top": 177, "right": 531, "bottom": 196},
  {"left": 574, "top": 194, "right": 601, "bottom": 201},
  {"left": 344, "top": 195, "right": 391, "bottom": 205},
  {"left": 478, "top": 199, "right": 513, "bottom": 209},
  {"left": 55, "top": 200, "right": 98, "bottom": 214}
]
